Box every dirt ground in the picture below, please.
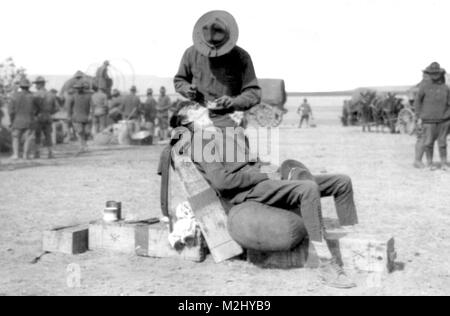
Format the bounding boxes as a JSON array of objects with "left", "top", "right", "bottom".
[{"left": 1, "top": 109, "right": 450, "bottom": 295}]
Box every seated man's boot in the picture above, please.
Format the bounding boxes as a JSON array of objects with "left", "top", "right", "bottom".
[{"left": 319, "top": 257, "right": 357, "bottom": 289}]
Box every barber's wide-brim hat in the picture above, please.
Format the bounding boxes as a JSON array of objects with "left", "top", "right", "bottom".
[
  {"left": 423, "top": 62, "right": 446, "bottom": 74},
  {"left": 279, "top": 160, "right": 314, "bottom": 181},
  {"left": 193, "top": 10, "right": 239, "bottom": 58}
]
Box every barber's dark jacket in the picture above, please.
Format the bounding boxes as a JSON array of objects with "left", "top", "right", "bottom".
[
  {"left": 174, "top": 46, "right": 262, "bottom": 128},
  {"left": 415, "top": 80, "right": 450, "bottom": 123},
  {"left": 8, "top": 91, "right": 41, "bottom": 129}
]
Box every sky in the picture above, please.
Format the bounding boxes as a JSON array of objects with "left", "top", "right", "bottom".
[{"left": 1, "top": 0, "right": 450, "bottom": 91}]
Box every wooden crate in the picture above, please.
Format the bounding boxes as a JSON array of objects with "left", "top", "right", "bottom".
[
  {"left": 172, "top": 152, "right": 243, "bottom": 263},
  {"left": 247, "top": 232, "right": 396, "bottom": 273},
  {"left": 325, "top": 233, "right": 396, "bottom": 274},
  {"left": 43, "top": 224, "right": 89, "bottom": 255},
  {"left": 135, "top": 222, "right": 207, "bottom": 262},
  {"left": 89, "top": 220, "right": 139, "bottom": 253}
]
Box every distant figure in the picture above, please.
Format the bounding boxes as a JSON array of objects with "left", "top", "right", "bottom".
[
  {"left": 141, "top": 88, "right": 157, "bottom": 129},
  {"left": 60, "top": 71, "right": 85, "bottom": 101},
  {"left": 95, "top": 61, "right": 113, "bottom": 98},
  {"left": 414, "top": 62, "right": 450, "bottom": 170},
  {"left": 33, "top": 76, "right": 58, "bottom": 159},
  {"left": 108, "top": 89, "right": 124, "bottom": 123},
  {"left": 0, "top": 82, "right": 5, "bottom": 125},
  {"left": 69, "top": 82, "right": 93, "bottom": 155},
  {"left": 8, "top": 79, "right": 41, "bottom": 160},
  {"left": 122, "top": 86, "right": 141, "bottom": 120},
  {"left": 157, "top": 86, "right": 171, "bottom": 140},
  {"left": 298, "top": 98, "right": 312, "bottom": 128},
  {"left": 91, "top": 86, "right": 109, "bottom": 133}
]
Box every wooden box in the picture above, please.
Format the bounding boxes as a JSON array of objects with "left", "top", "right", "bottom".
[
  {"left": 43, "top": 224, "right": 89, "bottom": 255},
  {"left": 247, "top": 232, "right": 396, "bottom": 273},
  {"left": 325, "top": 234, "right": 396, "bottom": 274},
  {"left": 171, "top": 152, "right": 243, "bottom": 263},
  {"left": 88, "top": 220, "right": 140, "bottom": 253}
]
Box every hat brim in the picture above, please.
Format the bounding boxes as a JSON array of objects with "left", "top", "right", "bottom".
[
  {"left": 423, "top": 68, "right": 446, "bottom": 74},
  {"left": 193, "top": 10, "right": 239, "bottom": 58},
  {"left": 279, "top": 160, "right": 314, "bottom": 181}
]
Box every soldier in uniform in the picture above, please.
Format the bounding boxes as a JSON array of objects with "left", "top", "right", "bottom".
[
  {"left": 95, "top": 61, "right": 113, "bottom": 98},
  {"left": 108, "top": 89, "right": 124, "bottom": 123},
  {"left": 8, "top": 78, "right": 41, "bottom": 160},
  {"left": 0, "top": 81, "right": 5, "bottom": 125},
  {"left": 140, "top": 88, "right": 157, "bottom": 132},
  {"left": 60, "top": 71, "right": 86, "bottom": 101},
  {"left": 298, "top": 98, "right": 313, "bottom": 128},
  {"left": 414, "top": 62, "right": 450, "bottom": 170},
  {"left": 122, "top": 86, "right": 141, "bottom": 120},
  {"left": 174, "top": 10, "right": 261, "bottom": 130},
  {"left": 156, "top": 86, "right": 171, "bottom": 140},
  {"left": 33, "top": 76, "right": 58, "bottom": 159},
  {"left": 91, "top": 86, "right": 109, "bottom": 134},
  {"left": 69, "top": 82, "right": 93, "bottom": 154}
]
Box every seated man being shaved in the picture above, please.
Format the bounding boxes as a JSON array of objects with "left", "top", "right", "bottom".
[{"left": 168, "top": 101, "right": 359, "bottom": 289}]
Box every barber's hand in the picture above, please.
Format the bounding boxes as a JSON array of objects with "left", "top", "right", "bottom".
[
  {"left": 215, "top": 96, "right": 234, "bottom": 109},
  {"left": 185, "top": 85, "right": 198, "bottom": 101},
  {"left": 417, "top": 118, "right": 423, "bottom": 127}
]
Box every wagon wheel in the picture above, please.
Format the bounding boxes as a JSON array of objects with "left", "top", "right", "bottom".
[
  {"left": 255, "top": 104, "right": 275, "bottom": 127},
  {"left": 396, "top": 108, "right": 416, "bottom": 135},
  {"left": 271, "top": 107, "right": 284, "bottom": 127}
]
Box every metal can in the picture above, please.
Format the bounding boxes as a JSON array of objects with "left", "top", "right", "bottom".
[{"left": 103, "top": 201, "right": 122, "bottom": 222}]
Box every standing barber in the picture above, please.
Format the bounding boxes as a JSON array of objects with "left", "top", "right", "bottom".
[{"left": 174, "top": 10, "right": 261, "bottom": 129}]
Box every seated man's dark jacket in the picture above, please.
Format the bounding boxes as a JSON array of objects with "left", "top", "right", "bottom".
[{"left": 187, "top": 131, "right": 269, "bottom": 204}]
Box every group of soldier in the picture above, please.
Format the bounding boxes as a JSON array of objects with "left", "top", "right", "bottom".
[
  {"left": 1, "top": 77, "right": 58, "bottom": 159},
  {"left": 0, "top": 66, "right": 174, "bottom": 160}
]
